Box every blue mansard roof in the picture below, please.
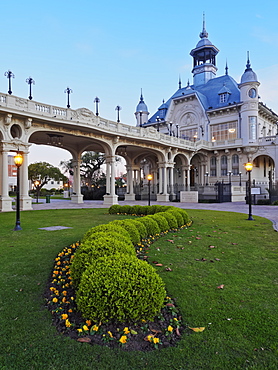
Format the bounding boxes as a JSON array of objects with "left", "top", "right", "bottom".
[{"left": 147, "top": 74, "right": 241, "bottom": 124}]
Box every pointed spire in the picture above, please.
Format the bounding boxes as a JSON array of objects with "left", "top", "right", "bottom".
[
  {"left": 225, "top": 60, "right": 228, "bottom": 75},
  {"left": 140, "top": 88, "right": 144, "bottom": 102},
  {"left": 187, "top": 79, "right": 190, "bottom": 87},
  {"left": 246, "top": 51, "right": 251, "bottom": 70},
  {"left": 179, "top": 75, "right": 182, "bottom": 89},
  {"left": 199, "top": 12, "right": 208, "bottom": 39}
]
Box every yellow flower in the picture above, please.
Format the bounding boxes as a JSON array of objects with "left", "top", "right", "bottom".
[
  {"left": 83, "top": 325, "right": 89, "bottom": 331},
  {"left": 62, "top": 291, "right": 67, "bottom": 296},
  {"left": 65, "top": 319, "right": 71, "bottom": 328},
  {"left": 68, "top": 309, "right": 73, "bottom": 313},
  {"left": 86, "top": 320, "right": 92, "bottom": 326},
  {"left": 77, "top": 328, "right": 82, "bottom": 333},
  {"left": 108, "top": 331, "right": 113, "bottom": 338},
  {"left": 62, "top": 297, "right": 67, "bottom": 303},
  {"left": 61, "top": 314, "right": 68, "bottom": 320},
  {"left": 153, "top": 337, "right": 160, "bottom": 344},
  {"left": 92, "top": 325, "right": 99, "bottom": 332},
  {"left": 147, "top": 335, "right": 154, "bottom": 342},
  {"left": 168, "top": 325, "right": 173, "bottom": 332},
  {"left": 52, "top": 297, "right": 58, "bottom": 303},
  {"left": 119, "top": 335, "right": 127, "bottom": 344},
  {"left": 123, "top": 327, "right": 130, "bottom": 334}
]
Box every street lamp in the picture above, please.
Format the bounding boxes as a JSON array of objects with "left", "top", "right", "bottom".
[
  {"left": 14, "top": 152, "right": 23, "bottom": 231},
  {"left": 239, "top": 172, "right": 242, "bottom": 186},
  {"left": 34, "top": 180, "right": 40, "bottom": 203},
  {"left": 26, "top": 77, "right": 35, "bottom": 100},
  {"left": 205, "top": 172, "right": 209, "bottom": 186},
  {"left": 4, "top": 70, "right": 15, "bottom": 95},
  {"left": 64, "top": 87, "right": 73, "bottom": 108},
  {"left": 169, "top": 121, "right": 173, "bottom": 136},
  {"left": 228, "top": 171, "right": 233, "bottom": 184},
  {"left": 176, "top": 124, "right": 179, "bottom": 138},
  {"left": 115, "top": 105, "right": 122, "bottom": 123},
  {"left": 147, "top": 174, "right": 152, "bottom": 206},
  {"left": 94, "top": 97, "right": 100, "bottom": 116},
  {"left": 244, "top": 162, "right": 254, "bottom": 221}
]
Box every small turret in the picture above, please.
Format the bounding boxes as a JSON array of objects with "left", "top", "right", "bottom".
[{"left": 135, "top": 90, "right": 149, "bottom": 126}]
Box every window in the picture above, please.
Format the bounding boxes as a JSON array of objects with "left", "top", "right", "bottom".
[
  {"left": 219, "top": 93, "right": 227, "bottom": 103},
  {"left": 180, "top": 128, "right": 198, "bottom": 141},
  {"left": 221, "top": 155, "right": 227, "bottom": 176},
  {"left": 210, "top": 156, "right": 217, "bottom": 177},
  {"left": 249, "top": 117, "right": 257, "bottom": 140},
  {"left": 232, "top": 154, "right": 239, "bottom": 175},
  {"left": 210, "top": 121, "right": 237, "bottom": 142}
]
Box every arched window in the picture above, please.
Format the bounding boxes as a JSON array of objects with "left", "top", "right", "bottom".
[
  {"left": 210, "top": 156, "right": 217, "bottom": 176},
  {"left": 232, "top": 154, "right": 239, "bottom": 175},
  {"left": 221, "top": 155, "right": 227, "bottom": 176}
]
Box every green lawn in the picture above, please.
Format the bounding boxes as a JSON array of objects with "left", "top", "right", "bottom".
[{"left": 0, "top": 208, "right": 277, "bottom": 369}]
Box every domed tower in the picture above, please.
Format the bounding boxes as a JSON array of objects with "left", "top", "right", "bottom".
[
  {"left": 190, "top": 15, "right": 219, "bottom": 87},
  {"left": 239, "top": 53, "right": 260, "bottom": 145},
  {"left": 135, "top": 90, "right": 149, "bottom": 126}
]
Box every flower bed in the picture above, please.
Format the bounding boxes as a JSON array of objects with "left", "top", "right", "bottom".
[{"left": 45, "top": 205, "right": 191, "bottom": 351}]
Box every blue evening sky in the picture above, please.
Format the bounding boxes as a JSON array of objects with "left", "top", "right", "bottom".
[{"left": 2, "top": 0, "right": 278, "bottom": 167}]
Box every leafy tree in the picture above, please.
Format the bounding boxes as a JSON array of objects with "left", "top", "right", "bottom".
[{"left": 28, "top": 162, "right": 67, "bottom": 200}]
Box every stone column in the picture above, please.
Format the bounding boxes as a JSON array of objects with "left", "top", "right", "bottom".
[
  {"left": 158, "top": 166, "right": 163, "bottom": 194},
  {"left": 157, "top": 163, "right": 169, "bottom": 201},
  {"left": 103, "top": 155, "right": 118, "bottom": 206},
  {"left": 20, "top": 152, "right": 33, "bottom": 210},
  {"left": 125, "top": 165, "right": 135, "bottom": 201},
  {"left": 187, "top": 168, "right": 191, "bottom": 190},
  {"left": 0, "top": 150, "right": 13, "bottom": 212},
  {"left": 169, "top": 165, "right": 176, "bottom": 200},
  {"left": 181, "top": 166, "right": 187, "bottom": 191},
  {"left": 106, "top": 161, "right": 111, "bottom": 194},
  {"left": 71, "top": 158, "right": 84, "bottom": 203}
]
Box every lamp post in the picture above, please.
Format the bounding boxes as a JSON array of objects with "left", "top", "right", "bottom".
[
  {"left": 34, "top": 180, "right": 40, "bottom": 203},
  {"left": 26, "top": 77, "right": 35, "bottom": 100},
  {"left": 64, "top": 87, "right": 73, "bottom": 108},
  {"left": 169, "top": 121, "right": 173, "bottom": 136},
  {"left": 4, "top": 70, "right": 15, "bottom": 95},
  {"left": 228, "top": 171, "right": 233, "bottom": 184},
  {"left": 14, "top": 152, "right": 23, "bottom": 231},
  {"left": 115, "top": 105, "right": 122, "bottom": 123},
  {"left": 176, "top": 124, "right": 179, "bottom": 138},
  {"left": 156, "top": 116, "right": 160, "bottom": 132},
  {"left": 244, "top": 162, "right": 254, "bottom": 221},
  {"left": 239, "top": 172, "right": 242, "bottom": 186},
  {"left": 205, "top": 172, "right": 209, "bottom": 186},
  {"left": 94, "top": 97, "right": 100, "bottom": 116},
  {"left": 147, "top": 174, "right": 152, "bottom": 206}
]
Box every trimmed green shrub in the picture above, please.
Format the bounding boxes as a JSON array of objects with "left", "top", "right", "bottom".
[
  {"left": 82, "top": 224, "right": 131, "bottom": 243},
  {"left": 175, "top": 208, "right": 190, "bottom": 224},
  {"left": 150, "top": 213, "right": 169, "bottom": 232},
  {"left": 110, "top": 219, "right": 141, "bottom": 245},
  {"left": 158, "top": 211, "right": 178, "bottom": 229},
  {"left": 273, "top": 200, "right": 278, "bottom": 205},
  {"left": 137, "top": 216, "right": 160, "bottom": 236},
  {"left": 128, "top": 219, "right": 148, "bottom": 239},
  {"left": 257, "top": 199, "right": 271, "bottom": 205},
  {"left": 76, "top": 254, "right": 166, "bottom": 323},
  {"left": 167, "top": 209, "right": 184, "bottom": 227},
  {"left": 108, "top": 205, "right": 122, "bottom": 214},
  {"left": 71, "top": 232, "right": 134, "bottom": 287},
  {"left": 129, "top": 205, "right": 143, "bottom": 215},
  {"left": 118, "top": 205, "right": 132, "bottom": 214}
]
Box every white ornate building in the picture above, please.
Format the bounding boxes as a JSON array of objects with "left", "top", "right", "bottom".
[{"left": 135, "top": 19, "right": 278, "bottom": 202}]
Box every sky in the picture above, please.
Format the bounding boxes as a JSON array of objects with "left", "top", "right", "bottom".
[{"left": 2, "top": 0, "right": 278, "bottom": 168}]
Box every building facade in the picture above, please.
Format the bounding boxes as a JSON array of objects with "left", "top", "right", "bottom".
[{"left": 135, "top": 20, "right": 278, "bottom": 202}]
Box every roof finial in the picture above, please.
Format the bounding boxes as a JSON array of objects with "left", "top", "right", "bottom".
[
  {"left": 187, "top": 79, "right": 190, "bottom": 87},
  {"left": 140, "top": 88, "right": 144, "bottom": 101},
  {"left": 225, "top": 59, "right": 228, "bottom": 75},
  {"left": 179, "top": 75, "right": 182, "bottom": 89},
  {"left": 246, "top": 51, "right": 251, "bottom": 70},
  {"left": 199, "top": 12, "right": 208, "bottom": 39}
]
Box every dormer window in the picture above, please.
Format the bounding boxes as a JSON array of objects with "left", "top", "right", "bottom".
[
  {"left": 218, "top": 83, "right": 231, "bottom": 104},
  {"left": 219, "top": 93, "right": 227, "bottom": 103}
]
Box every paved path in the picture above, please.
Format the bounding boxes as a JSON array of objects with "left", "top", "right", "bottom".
[{"left": 31, "top": 199, "right": 278, "bottom": 231}]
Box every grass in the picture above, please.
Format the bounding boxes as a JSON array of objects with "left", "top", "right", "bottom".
[{"left": 0, "top": 208, "right": 277, "bottom": 369}]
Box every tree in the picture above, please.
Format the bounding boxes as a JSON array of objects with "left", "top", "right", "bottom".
[{"left": 28, "top": 162, "right": 67, "bottom": 200}]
